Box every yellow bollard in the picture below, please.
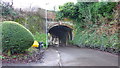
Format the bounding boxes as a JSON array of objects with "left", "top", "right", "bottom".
[{"left": 32, "top": 41, "right": 39, "bottom": 47}]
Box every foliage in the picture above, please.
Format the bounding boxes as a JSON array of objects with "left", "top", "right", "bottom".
[
  {"left": 57, "top": 2, "right": 117, "bottom": 27},
  {"left": 0, "top": 21, "right": 34, "bottom": 55},
  {"left": 0, "top": 1, "right": 18, "bottom": 20},
  {"left": 0, "top": 1, "right": 45, "bottom": 34},
  {"left": 56, "top": 2, "right": 119, "bottom": 50},
  {"left": 14, "top": 13, "right": 45, "bottom": 34},
  {"left": 34, "top": 32, "right": 46, "bottom": 43},
  {"left": 73, "top": 30, "right": 119, "bottom": 49},
  {"left": 90, "top": 2, "right": 117, "bottom": 23},
  {"left": 57, "top": 2, "right": 79, "bottom": 20}
]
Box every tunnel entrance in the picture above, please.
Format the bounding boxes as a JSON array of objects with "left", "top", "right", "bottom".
[{"left": 48, "top": 25, "right": 73, "bottom": 46}]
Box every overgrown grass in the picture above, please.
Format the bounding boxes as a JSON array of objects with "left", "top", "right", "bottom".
[{"left": 72, "top": 30, "right": 119, "bottom": 49}]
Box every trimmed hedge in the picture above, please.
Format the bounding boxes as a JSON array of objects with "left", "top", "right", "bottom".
[{"left": 0, "top": 21, "right": 34, "bottom": 54}]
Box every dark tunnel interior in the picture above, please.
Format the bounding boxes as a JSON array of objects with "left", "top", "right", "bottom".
[{"left": 48, "top": 25, "right": 73, "bottom": 45}]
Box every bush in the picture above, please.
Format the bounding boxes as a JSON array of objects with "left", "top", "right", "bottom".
[
  {"left": 0, "top": 21, "right": 34, "bottom": 55},
  {"left": 34, "top": 32, "right": 46, "bottom": 44},
  {"left": 73, "top": 30, "right": 119, "bottom": 50}
]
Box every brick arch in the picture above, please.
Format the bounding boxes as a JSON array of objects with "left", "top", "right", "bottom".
[
  {"left": 48, "top": 23, "right": 73, "bottom": 46},
  {"left": 48, "top": 23, "right": 73, "bottom": 30}
]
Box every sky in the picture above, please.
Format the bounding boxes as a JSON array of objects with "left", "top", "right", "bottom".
[{"left": 2, "top": 0, "right": 77, "bottom": 10}]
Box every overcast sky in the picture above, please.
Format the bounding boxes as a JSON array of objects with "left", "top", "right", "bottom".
[{"left": 2, "top": 0, "right": 77, "bottom": 10}]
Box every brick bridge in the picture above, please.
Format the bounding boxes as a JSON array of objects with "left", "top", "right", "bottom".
[{"left": 48, "top": 22, "right": 74, "bottom": 45}]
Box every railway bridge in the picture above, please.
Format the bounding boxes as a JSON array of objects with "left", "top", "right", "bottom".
[{"left": 47, "top": 22, "right": 74, "bottom": 45}]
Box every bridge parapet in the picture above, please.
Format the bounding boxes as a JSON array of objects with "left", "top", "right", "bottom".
[{"left": 48, "top": 21, "right": 74, "bottom": 30}]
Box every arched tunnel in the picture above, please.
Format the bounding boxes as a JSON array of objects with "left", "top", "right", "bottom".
[{"left": 48, "top": 25, "right": 73, "bottom": 46}]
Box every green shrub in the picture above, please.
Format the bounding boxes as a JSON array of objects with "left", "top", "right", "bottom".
[
  {"left": 73, "top": 29, "right": 119, "bottom": 50},
  {"left": 0, "top": 21, "right": 34, "bottom": 54},
  {"left": 34, "top": 32, "right": 46, "bottom": 43}
]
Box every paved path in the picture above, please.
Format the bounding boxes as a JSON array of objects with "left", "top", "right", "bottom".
[
  {"left": 3, "top": 46, "right": 118, "bottom": 66},
  {"left": 56, "top": 46, "right": 118, "bottom": 66}
]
